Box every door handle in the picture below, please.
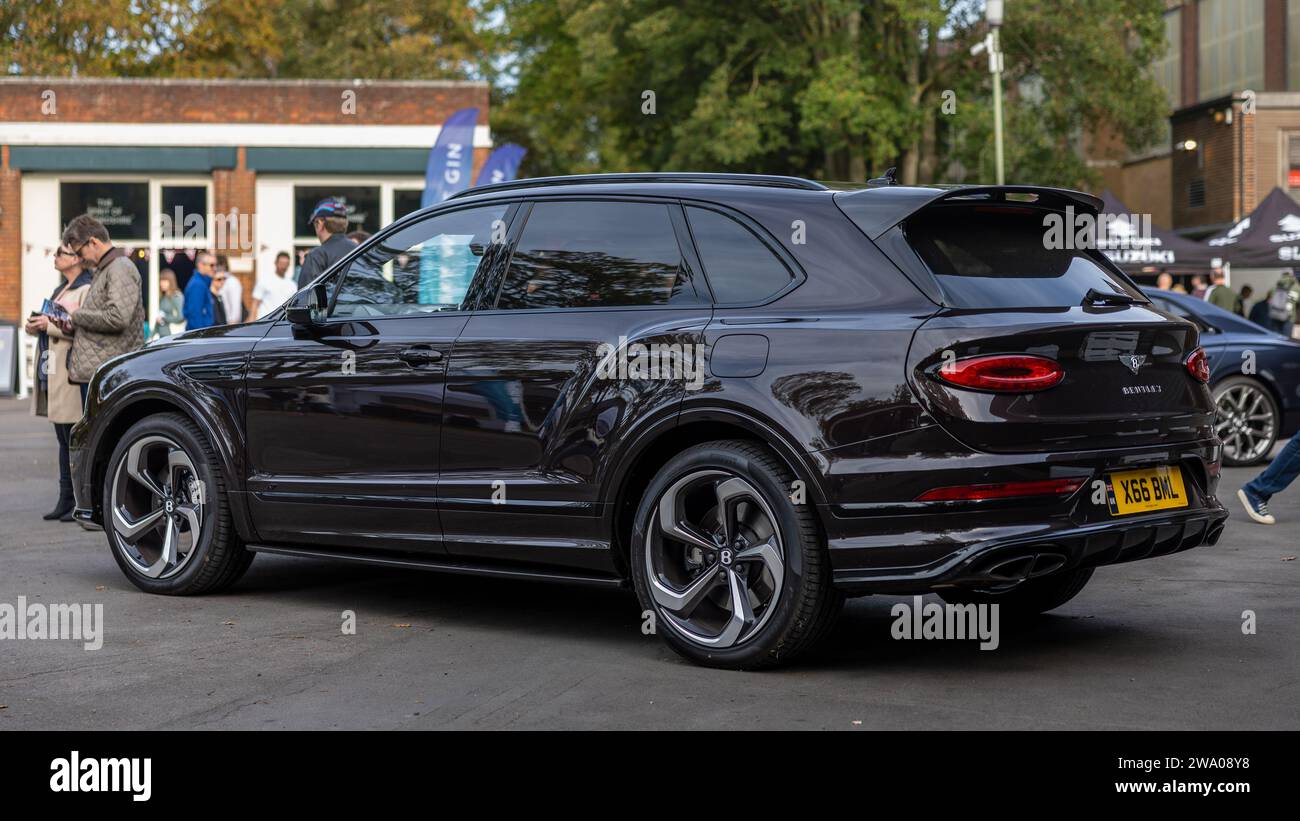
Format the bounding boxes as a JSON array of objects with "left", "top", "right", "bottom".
[{"left": 399, "top": 346, "right": 443, "bottom": 366}]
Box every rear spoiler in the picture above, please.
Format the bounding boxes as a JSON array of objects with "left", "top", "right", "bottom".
[{"left": 834, "top": 185, "right": 1105, "bottom": 241}]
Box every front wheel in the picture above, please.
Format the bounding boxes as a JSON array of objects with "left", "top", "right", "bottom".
[
  {"left": 630, "top": 440, "right": 841, "bottom": 670},
  {"left": 103, "top": 413, "right": 253, "bottom": 595}
]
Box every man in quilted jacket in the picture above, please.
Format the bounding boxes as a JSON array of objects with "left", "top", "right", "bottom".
[{"left": 57, "top": 214, "right": 145, "bottom": 403}]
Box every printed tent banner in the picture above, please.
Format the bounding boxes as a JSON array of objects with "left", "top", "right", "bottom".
[
  {"left": 1206, "top": 187, "right": 1300, "bottom": 269},
  {"left": 1097, "top": 190, "right": 1219, "bottom": 273}
]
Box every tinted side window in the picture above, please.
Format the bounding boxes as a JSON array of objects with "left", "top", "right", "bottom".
[
  {"left": 686, "top": 206, "right": 793, "bottom": 303},
  {"left": 497, "top": 201, "right": 694, "bottom": 309},
  {"left": 330, "top": 204, "right": 507, "bottom": 318}
]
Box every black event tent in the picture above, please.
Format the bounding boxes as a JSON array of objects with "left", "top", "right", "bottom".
[
  {"left": 1205, "top": 187, "right": 1300, "bottom": 269},
  {"left": 1096, "top": 190, "right": 1219, "bottom": 273}
]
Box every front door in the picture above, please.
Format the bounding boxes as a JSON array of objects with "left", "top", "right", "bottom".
[{"left": 244, "top": 202, "right": 514, "bottom": 553}]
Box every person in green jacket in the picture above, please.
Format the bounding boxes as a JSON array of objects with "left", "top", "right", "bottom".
[{"left": 1205, "top": 266, "right": 1242, "bottom": 314}]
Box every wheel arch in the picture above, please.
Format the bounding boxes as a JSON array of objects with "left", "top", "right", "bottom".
[
  {"left": 90, "top": 388, "right": 253, "bottom": 540},
  {"left": 604, "top": 407, "right": 830, "bottom": 579}
]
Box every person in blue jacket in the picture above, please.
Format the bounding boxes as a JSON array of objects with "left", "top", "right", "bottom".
[{"left": 182, "top": 251, "right": 218, "bottom": 330}]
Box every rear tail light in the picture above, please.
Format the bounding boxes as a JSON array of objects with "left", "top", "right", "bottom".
[
  {"left": 1185, "top": 347, "right": 1210, "bottom": 383},
  {"left": 936, "top": 354, "right": 1064, "bottom": 392},
  {"left": 915, "top": 477, "right": 1085, "bottom": 502}
]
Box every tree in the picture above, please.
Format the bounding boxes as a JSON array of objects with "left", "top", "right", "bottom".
[
  {"left": 492, "top": 0, "right": 1171, "bottom": 188},
  {"left": 2, "top": 0, "right": 490, "bottom": 81},
  {"left": 0, "top": 0, "right": 155, "bottom": 76}
]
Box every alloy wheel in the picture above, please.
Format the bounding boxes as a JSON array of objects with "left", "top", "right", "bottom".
[
  {"left": 644, "top": 469, "right": 785, "bottom": 649},
  {"left": 1214, "top": 383, "right": 1275, "bottom": 464},
  {"left": 109, "top": 435, "right": 205, "bottom": 579}
]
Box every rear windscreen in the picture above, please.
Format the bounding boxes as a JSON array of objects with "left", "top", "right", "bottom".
[{"left": 903, "top": 206, "right": 1145, "bottom": 308}]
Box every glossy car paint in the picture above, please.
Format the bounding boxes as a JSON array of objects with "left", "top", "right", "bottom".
[{"left": 71, "top": 178, "right": 1228, "bottom": 595}]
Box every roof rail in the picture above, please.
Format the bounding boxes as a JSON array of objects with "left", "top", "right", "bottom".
[{"left": 449, "top": 172, "right": 828, "bottom": 199}]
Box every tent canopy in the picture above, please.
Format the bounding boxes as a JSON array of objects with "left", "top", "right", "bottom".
[
  {"left": 1097, "top": 190, "right": 1219, "bottom": 273},
  {"left": 1206, "top": 187, "right": 1300, "bottom": 269}
]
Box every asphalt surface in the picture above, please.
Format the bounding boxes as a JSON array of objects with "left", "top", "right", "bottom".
[{"left": 1, "top": 396, "right": 1297, "bottom": 730}]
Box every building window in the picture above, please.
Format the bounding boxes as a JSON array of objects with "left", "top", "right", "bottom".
[
  {"left": 159, "top": 185, "right": 208, "bottom": 244},
  {"left": 60, "top": 182, "right": 150, "bottom": 241},
  {"left": 1289, "top": 135, "right": 1300, "bottom": 193},
  {"left": 1189, "top": 178, "right": 1206, "bottom": 209},
  {"left": 393, "top": 189, "right": 424, "bottom": 221},
  {"left": 293, "top": 185, "right": 381, "bottom": 240},
  {"left": 1198, "top": 0, "right": 1264, "bottom": 101},
  {"left": 1152, "top": 8, "right": 1181, "bottom": 110}
]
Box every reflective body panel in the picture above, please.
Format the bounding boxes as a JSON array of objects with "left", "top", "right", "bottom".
[{"left": 71, "top": 179, "right": 1227, "bottom": 593}]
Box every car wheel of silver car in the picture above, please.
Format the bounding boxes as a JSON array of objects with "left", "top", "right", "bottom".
[
  {"left": 630, "top": 440, "right": 842, "bottom": 670},
  {"left": 104, "top": 413, "right": 253, "bottom": 595},
  {"left": 1213, "top": 376, "right": 1279, "bottom": 467}
]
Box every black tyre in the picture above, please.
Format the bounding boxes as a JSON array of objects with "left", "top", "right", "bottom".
[
  {"left": 630, "top": 440, "right": 842, "bottom": 670},
  {"left": 103, "top": 413, "right": 253, "bottom": 595},
  {"left": 1213, "top": 376, "right": 1279, "bottom": 467},
  {"left": 937, "top": 567, "right": 1094, "bottom": 617}
]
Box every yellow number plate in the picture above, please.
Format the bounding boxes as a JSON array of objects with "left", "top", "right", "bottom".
[{"left": 1107, "top": 466, "right": 1188, "bottom": 516}]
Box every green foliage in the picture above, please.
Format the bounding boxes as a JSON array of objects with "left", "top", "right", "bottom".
[
  {"left": 493, "top": 0, "right": 1171, "bottom": 188},
  {"left": 2, "top": 0, "right": 1172, "bottom": 189},
  {"left": 2, "top": 0, "right": 489, "bottom": 80}
]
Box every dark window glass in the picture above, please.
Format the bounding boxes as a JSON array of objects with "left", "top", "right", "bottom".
[
  {"left": 61, "top": 182, "right": 149, "bottom": 241},
  {"left": 903, "top": 206, "right": 1146, "bottom": 309},
  {"left": 686, "top": 206, "right": 792, "bottom": 303},
  {"left": 330, "top": 204, "right": 507, "bottom": 318},
  {"left": 294, "top": 186, "right": 380, "bottom": 236},
  {"left": 393, "top": 189, "right": 424, "bottom": 220},
  {"left": 159, "top": 186, "right": 207, "bottom": 243},
  {"left": 497, "top": 201, "right": 691, "bottom": 310}
]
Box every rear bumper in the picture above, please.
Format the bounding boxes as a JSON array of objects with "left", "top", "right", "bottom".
[
  {"left": 829, "top": 503, "right": 1227, "bottom": 594},
  {"left": 819, "top": 434, "right": 1227, "bottom": 594}
]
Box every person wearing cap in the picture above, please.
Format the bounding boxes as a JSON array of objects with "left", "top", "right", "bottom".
[{"left": 297, "top": 198, "right": 355, "bottom": 288}]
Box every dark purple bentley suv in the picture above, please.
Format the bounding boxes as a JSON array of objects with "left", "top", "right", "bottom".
[{"left": 71, "top": 173, "right": 1228, "bottom": 668}]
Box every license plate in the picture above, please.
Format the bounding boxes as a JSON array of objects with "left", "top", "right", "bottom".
[{"left": 1107, "top": 466, "right": 1188, "bottom": 516}]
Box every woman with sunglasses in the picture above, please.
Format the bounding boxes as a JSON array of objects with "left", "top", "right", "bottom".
[{"left": 23, "top": 243, "right": 93, "bottom": 521}]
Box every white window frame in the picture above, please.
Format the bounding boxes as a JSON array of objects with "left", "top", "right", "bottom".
[
  {"left": 275, "top": 175, "right": 426, "bottom": 245},
  {"left": 49, "top": 172, "right": 213, "bottom": 327}
]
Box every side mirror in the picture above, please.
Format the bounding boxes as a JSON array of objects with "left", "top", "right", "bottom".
[{"left": 286, "top": 284, "right": 327, "bottom": 326}]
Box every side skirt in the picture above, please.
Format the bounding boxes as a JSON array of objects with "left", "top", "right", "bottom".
[{"left": 245, "top": 543, "right": 629, "bottom": 589}]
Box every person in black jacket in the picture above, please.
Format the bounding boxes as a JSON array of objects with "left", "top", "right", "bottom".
[{"left": 296, "top": 197, "right": 357, "bottom": 288}]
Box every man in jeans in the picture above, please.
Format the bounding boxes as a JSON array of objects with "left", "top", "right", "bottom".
[{"left": 1237, "top": 436, "right": 1300, "bottom": 525}]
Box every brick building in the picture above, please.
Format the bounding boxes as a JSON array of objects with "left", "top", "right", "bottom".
[
  {"left": 1096, "top": 0, "right": 1300, "bottom": 237},
  {"left": 0, "top": 77, "right": 491, "bottom": 335}
]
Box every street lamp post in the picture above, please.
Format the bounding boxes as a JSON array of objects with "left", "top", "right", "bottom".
[{"left": 973, "top": 1, "right": 1007, "bottom": 184}]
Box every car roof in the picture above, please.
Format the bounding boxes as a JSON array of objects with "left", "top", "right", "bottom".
[{"left": 433, "top": 173, "right": 1104, "bottom": 239}]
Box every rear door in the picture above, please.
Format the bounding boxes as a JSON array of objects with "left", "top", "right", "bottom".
[
  {"left": 439, "top": 198, "right": 712, "bottom": 571},
  {"left": 877, "top": 199, "right": 1216, "bottom": 453}
]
